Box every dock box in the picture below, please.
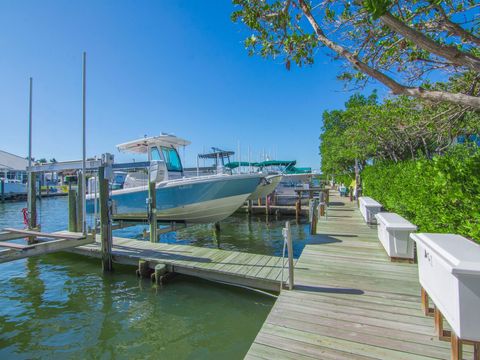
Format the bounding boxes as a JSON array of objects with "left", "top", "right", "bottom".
[
  {"left": 375, "top": 213, "right": 417, "bottom": 260},
  {"left": 410, "top": 233, "right": 480, "bottom": 341},
  {"left": 358, "top": 197, "right": 382, "bottom": 224}
]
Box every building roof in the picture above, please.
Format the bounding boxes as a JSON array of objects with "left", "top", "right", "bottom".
[
  {"left": 0, "top": 150, "right": 28, "bottom": 171},
  {"left": 116, "top": 134, "right": 191, "bottom": 154}
]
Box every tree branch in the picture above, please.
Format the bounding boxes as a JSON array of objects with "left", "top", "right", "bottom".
[
  {"left": 379, "top": 12, "right": 480, "bottom": 72},
  {"left": 432, "top": 4, "right": 480, "bottom": 47},
  {"left": 297, "top": 0, "right": 480, "bottom": 109}
]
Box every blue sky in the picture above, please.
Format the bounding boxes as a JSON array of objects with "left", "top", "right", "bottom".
[{"left": 0, "top": 0, "right": 379, "bottom": 169}]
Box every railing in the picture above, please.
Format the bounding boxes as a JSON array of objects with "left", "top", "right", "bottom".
[{"left": 281, "top": 221, "right": 294, "bottom": 290}]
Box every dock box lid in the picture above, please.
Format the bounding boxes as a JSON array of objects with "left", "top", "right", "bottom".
[
  {"left": 359, "top": 197, "right": 382, "bottom": 207},
  {"left": 375, "top": 213, "right": 417, "bottom": 231},
  {"left": 410, "top": 233, "right": 480, "bottom": 276}
]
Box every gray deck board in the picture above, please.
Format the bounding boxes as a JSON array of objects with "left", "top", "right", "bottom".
[
  {"left": 68, "top": 234, "right": 286, "bottom": 291},
  {"left": 245, "top": 191, "right": 473, "bottom": 359}
]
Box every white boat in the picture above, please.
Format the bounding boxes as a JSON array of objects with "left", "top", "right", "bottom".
[
  {"left": 86, "top": 134, "right": 262, "bottom": 223},
  {"left": 247, "top": 174, "right": 283, "bottom": 200},
  {"left": 193, "top": 149, "right": 282, "bottom": 201}
]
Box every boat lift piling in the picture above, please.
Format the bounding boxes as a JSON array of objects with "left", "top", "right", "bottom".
[
  {"left": 68, "top": 188, "right": 77, "bottom": 232},
  {"left": 99, "top": 165, "right": 113, "bottom": 271},
  {"left": 148, "top": 180, "right": 158, "bottom": 243}
]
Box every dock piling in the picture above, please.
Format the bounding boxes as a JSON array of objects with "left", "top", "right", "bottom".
[
  {"left": 99, "top": 166, "right": 113, "bottom": 272},
  {"left": 68, "top": 188, "right": 78, "bottom": 232},
  {"left": 151, "top": 263, "right": 167, "bottom": 285},
  {"left": 295, "top": 200, "right": 301, "bottom": 222},
  {"left": 148, "top": 181, "right": 158, "bottom": 243},
  {"left": 27, "top": 173, "right": 37, "bottom": 243},
  {"left": 76, "top": 171, "right": 84, "bottom": 232},
  {"left": 309, "top": 198, "right": 318, "bottom": 235}
]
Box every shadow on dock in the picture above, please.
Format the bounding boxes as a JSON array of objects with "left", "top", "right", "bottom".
[{"left": 294, "top": 284, "right": 364, "bottom": 295}]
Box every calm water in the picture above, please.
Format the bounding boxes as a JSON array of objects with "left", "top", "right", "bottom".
[{"left": 0, "top": 197, "right": 314, "bottom": 359}]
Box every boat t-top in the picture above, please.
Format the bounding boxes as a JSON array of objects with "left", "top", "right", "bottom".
[{"left": 86, "top": 134, "right": 263, "bottom": 224}]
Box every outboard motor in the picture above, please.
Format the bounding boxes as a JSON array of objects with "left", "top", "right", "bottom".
[{"left": 149, "top": 160, "right": 168, "bottom": 183}]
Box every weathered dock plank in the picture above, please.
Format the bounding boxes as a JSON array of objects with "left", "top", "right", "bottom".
[
  {"left": 65, "top": 234, "right": 286, "bottom": 291},
  {"left": 245, "top": 191, "right": 473, "bottom": 359}
]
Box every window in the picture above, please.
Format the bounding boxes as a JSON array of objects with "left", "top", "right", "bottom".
[
  {"left": 150, "top": 147, "right": 162, "bottom": 161},
  {"left": 161, "top": 147, "right": 182, "bottom": 172}
]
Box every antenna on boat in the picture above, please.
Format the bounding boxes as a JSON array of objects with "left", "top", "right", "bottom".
[{"left": 81, "top": 51, "right": 87, "bottom": 235}]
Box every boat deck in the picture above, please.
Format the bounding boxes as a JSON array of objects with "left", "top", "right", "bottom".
[
  {"left": 245, "top": 191, "right": 473, "bottom": 359},
  {"left": 67, "top": 235, "right": 292, "bottom": 291}
]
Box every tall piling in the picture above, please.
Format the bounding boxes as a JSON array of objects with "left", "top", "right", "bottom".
[
  {"left": 148, "top": 181, "right": 158, "bottom": 243},
  {"left": 99, "top": 166, "right": 112, "bottom": 271},
  {"left": 68, "top": 188, "right": 78, "bottom": 232},
  {"left": 76, "top": 171, "right": 84, "bottom": 232}
]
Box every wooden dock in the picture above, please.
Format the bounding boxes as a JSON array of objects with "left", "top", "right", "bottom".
[
  {"left": 245, "top": 191, "right": 474, "bottom": 359},
  {"left": 66, "top": 234, "right": 293, "bottom": 291},
  {"left": 239, "top": 204, "right": 308, "bottom": 216},
  {"left": 0, "top": 229, "right": 93, "bottom": 263}
]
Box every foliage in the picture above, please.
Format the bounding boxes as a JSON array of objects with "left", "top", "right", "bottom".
[
  {"left": 232, "top": 0, "right": 480, "bottom": 107},
  {"left": 362, "top": 144, "right": 480, "bottom": 242},
  {"left": 319, "top": 83, "right": 480, "bottom": 175}
]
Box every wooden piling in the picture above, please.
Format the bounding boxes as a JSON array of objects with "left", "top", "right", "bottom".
[
  {"left": 27, "top": 172, "right": 37, "bottom": 244},
  {"left": 99, "top": 166, "right": 112, "bottom": 272},
  {"left": 28, "top": 172, "right": 37, "bottom": 228},
  {"left": 148, "top": 181, "right": 158, "bottom": 243},
  {"left": 295, "top": 200, "right": 301, "bottom": 221},
  {"left": 247, "top": 199, "right": 252, "bottom": 214},
  {"left": 319, "top": 191, "right": 326, "bottom": 218},
  {"left": 151, "top": 263, "right": 167, "bottom": 285},
  {"left": 309, "top": 199, "right": 318, "bottom": 235},
  {"left": 68, "top": 189, "right": 78, "bottom": 232},
  {"left": 265, "top": 195, "right": 270, "bottom": 215},
  {"left": 136, "top": 259, "right": 150, "bottom": 278},
  {"left": 76, "top": 171, "right": 84, "bottom": 232}
]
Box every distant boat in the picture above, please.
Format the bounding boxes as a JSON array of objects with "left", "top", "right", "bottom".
[
  {"left": 86, "top": 134, "right": 262, "bottom": 223},
  {"left": 195, "top": 148, "right": 283, "bottom": 201},
  {"left": 224, "top": 160, "right": 283, "bottom": 200},
  {"left": 245, "top": 160, "right": 313, "bottom": 204}
]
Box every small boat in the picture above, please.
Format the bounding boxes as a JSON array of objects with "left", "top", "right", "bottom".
[
  {"left": 252, "top": 160, "right": 313, "bottom": 205},
  {"left": 224, "top": 161, "right": 283, "bottom": 200},
  {"left": 86, "top": 134, "right": 262, "bottom": 224},
  {"left": 195, "top": 149, "right": 283, "bottom": 200}
]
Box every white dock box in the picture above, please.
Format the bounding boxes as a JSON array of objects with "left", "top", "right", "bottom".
[
  {"left": 375, "top": 213, "right": 417, "bottom": 259},
  {"left": 411, "top": 233, "right": 480, "bottom": 341},
  {"left": 358, "top": 197, "right": 382, "bottom": 224}
]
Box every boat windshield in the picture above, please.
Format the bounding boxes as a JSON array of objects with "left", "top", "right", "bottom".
[
  {"left": 161, "top": 146, "right": 182, "bottom": 172},
  {"left": 150, "top": 147, "right": 162, "bottom": 161}
]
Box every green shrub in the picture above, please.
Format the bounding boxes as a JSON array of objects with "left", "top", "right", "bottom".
[{"left": 362, "top": 144, "right": 480, "bottom": 242}]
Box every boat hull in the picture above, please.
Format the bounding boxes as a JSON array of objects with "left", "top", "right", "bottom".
[
  {"left": 87, "top": 174, "right": 261, "bottom": 223},
  {"left": 247, "top": 174, "right": 283, "bottom": 200}
]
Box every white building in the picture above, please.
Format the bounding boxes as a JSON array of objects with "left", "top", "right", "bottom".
[{"left": 0, "top": 150, "right": 28, "bottom": 183}]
